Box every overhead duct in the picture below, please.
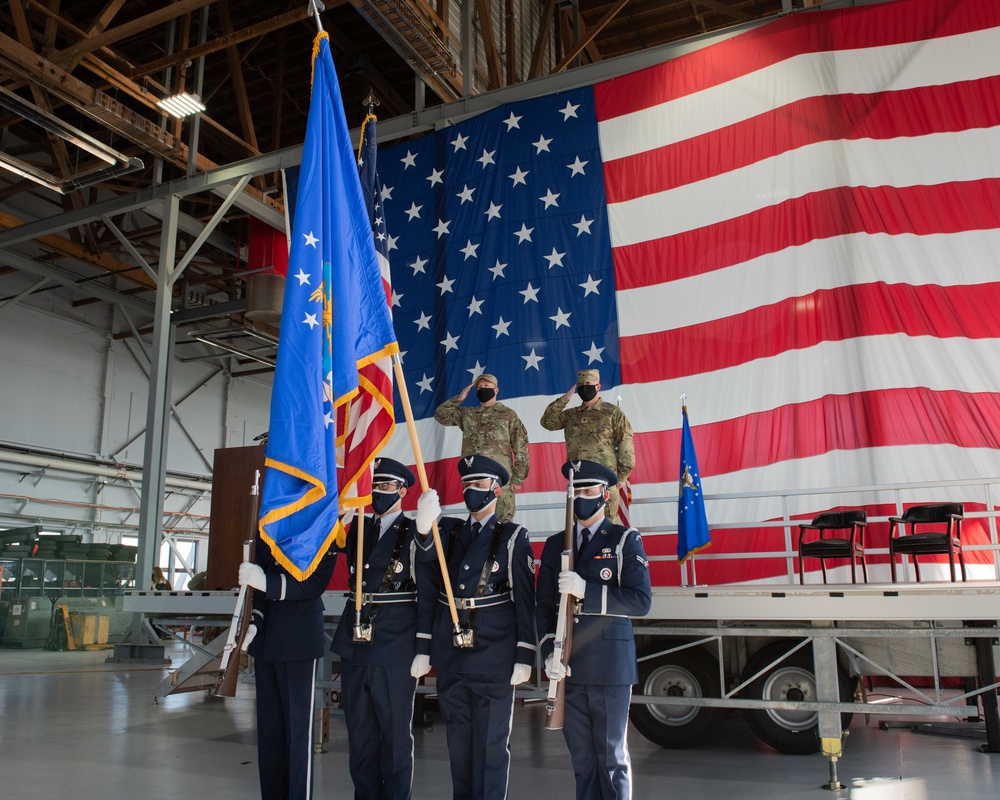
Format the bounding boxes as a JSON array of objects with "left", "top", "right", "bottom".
[
  {"left": 348, "top": 0, "right": 464, "bottom": 102},
  {"left": 0, "top": 448, "right": 212, "bottom": 492}
]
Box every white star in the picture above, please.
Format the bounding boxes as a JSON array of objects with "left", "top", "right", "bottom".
[
  {"left": 386, "top": 234, "right": 398, "bottom": 252},
  {"left": 484, "top": 201, "right": 502, "bottom": 221},
  {"left": 539, "top": 189, "right": 560, "bottom": 209},
  {"left": 397, "top": 350, "right": 406, "bottom": 363},
  {"left": 380, "top": 183, "right": 393, "bottom": 200},
  {"left": 509, "top": 166, "right": 529, "bottom": 187},
  {"left": 460, "top": 240, "right": 480, "bottom": 260},
  {"left": 504, "top": 112, "right": 522, "bottom": 130},
  {"left": 427, "top": 167, "right": 444, "bottom": 186},
  {"left": 457, "top": 185, "right": 475, "bottom": 204},
  {"left": 583, "top": 341, "right": 605, "bottom": 363},
  {"left": 572, "top": 214, "right": 594, "bottom": 235},
  {"left": 294, "top": 268, "right": 310, "bottom": 286},
  {"left": 440, "top": 332, "right": 460, "bottom": 352},
  {"left": 400, "top": 150, "right": 417, "bottom": 168},
  {"left": 489, "top": 259, "right": 508, "bottom": 280},
  {"left": 414, "top": 311, "right": 432, "bottom": 331},
  {"left": 567, "top": 156, "right": 588, "bottom": 177},
  {"left": 579, "top": 275, "right": 602, "bottom": 296},
  {"left": 544, "top": 247, "right": 566, "bottom": 268},
  {"left": 432, "top": 218, "right": 451, "bottom": 238},
  {"left": 324, "top": 411, "right": 334, "bottom": 428},
  {"left": 410, "top": 255, "right": 428, "bottom": 274},
  {"left": 560, "top": 100, "right": 580, "bottom": 120},
  {"left": 451, "top": 132, "right": 469, "bottom": 151},
  {"left": 478, "top": 149, "right": 496, "bottom": 168},
  {"left": 514, "top": 223, "right": 534, "bottom": 244},
  {"left": 549, "top": 308, "right": 572, "bottom": 329},
  {"left": 417, "top": 373, "right": 434, "bottom": 393},
  {"left": 303, "top": 312, "right": 319, "bottom": 329},
  {"left": 391, "top": 290, "right": 403, "bottom": 308},
  {"left": 523, "top": 348, "right": 544, "bottom": 370},
  {"left": 405, "top": 202, "right": 423, "bottom": 220},
  {"left": 533, "top": 134, "right": 552, "bottom": 154},
  {"left": 437, "top": 275, "right": 455, "bottom": 294},
  {"left": 519, "top": 283, "right": 540, "bottom": 303},
  {"left": 303, "top": 231, "right": 318, "bottom": 248},
  {"left": 467, "top": 296, "right": 484, "bottom": 316},
  {"left": 467, "top": 362, "right": 487, "bottom": 382},
  {"left": 492, "top": 316, "right": 511, "bottom": 337}
]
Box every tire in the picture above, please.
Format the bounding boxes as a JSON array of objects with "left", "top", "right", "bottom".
[
  {"left": 740, "top": 640, "right": 854, "bottom": 755},
  {"left": 630, "top": 643, "right": 727, "bottom": 748}
]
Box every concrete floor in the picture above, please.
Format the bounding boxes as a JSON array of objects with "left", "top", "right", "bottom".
[{"left": 1, "top": 642, "right": 997, "bottom": 800}]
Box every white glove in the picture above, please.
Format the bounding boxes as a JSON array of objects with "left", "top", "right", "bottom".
[
  {"left": 410, "top": 654, "right": 431, "bottom": 678},
  {"left": 238, "top": 561, "right": 266, "bottom": 592},
  {"left": 241, "top": 623, "right": 257, "bottom": 652},
  {"left": 558, "top": 570, "right": 586, "bottom": 599},
  {"left": 544, "top": 654, "right": 570, "bottom": 681},
  {"left": 415, "top": 490, "right": 440, "bottom": 535},
  {"left": 510, "top": 663, "right": 532, "bottom": 686}
]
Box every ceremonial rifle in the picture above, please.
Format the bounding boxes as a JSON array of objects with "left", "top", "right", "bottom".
[
  {"left": 215, "top": 470, "right": 261, "bottom": 697},
  {"left": 545, "top": 467, "right": 575, "bottom": 730}
]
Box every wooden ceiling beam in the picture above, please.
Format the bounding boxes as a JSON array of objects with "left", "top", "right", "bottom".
[
  {"left": 475, "top": 0, "right": 503, "bottom": 90},
  {"left": 126, "top": 5, "right": 314, "bottom": 80},
  {"left": 553, "top": 0, "right": 630, "bottom": 74},
  {"left": 529, "top": 0, "right": 557, "bottom": 80},
  {"left": 54, "top": 0, "right": 217, "bottom": 66}
]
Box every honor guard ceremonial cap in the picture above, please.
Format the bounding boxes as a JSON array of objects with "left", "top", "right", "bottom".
[
  {"left": 457, "top": 454, "right": 510, "bottom": 487},
  {"left": 372, "top": 457, "right": 416, "bottom": 487},
  {"left": 562, "top": 459, "right": 617, "bottom": 487}
]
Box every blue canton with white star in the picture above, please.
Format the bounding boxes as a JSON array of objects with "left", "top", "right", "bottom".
[{"left": 378, "top": 86, "right": 621, "bottom": 419}]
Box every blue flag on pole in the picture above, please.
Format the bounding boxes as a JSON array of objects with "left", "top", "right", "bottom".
[
  {"left": 677, "top": 405, "right": 710, "bottom": 564},
  {"left": 259, "top": 33, "right": 398, "bottom": 580}
]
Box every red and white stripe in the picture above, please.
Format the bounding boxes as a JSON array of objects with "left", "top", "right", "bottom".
[{"left": 385, "top": 0, "right": 1000, "bottom": 584}]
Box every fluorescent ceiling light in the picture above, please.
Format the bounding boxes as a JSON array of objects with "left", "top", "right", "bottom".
[{"left": 156, "top": 92, "right": 206, "bottom": 119}]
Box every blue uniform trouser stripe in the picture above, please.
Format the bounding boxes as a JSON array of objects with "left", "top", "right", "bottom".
[
  {"left": 436, "top": 670, "right": 515, "bottom": 800},
  {"left": 255, "top": 658, "right": 318, "bottom": 800},
  {"left": 341, "top": 660, "right": 417, "bottom": 800},
  {"left": 562, "top": 683, "right": 633, "bottom": 800}
]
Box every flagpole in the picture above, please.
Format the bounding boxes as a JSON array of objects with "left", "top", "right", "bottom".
[
  {"left": 391, "top": 354, "right": 461, "bottom": 629},
  {"left": 353, "top": 510, "right": 366, "bottom": 635}
]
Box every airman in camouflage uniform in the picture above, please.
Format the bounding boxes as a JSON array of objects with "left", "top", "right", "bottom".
[
  {"left": 540, "top": 368, "right": 635, "bottom": 523},
  {"left": 433, "top": 373, "right": 529, "bottom": 522}
]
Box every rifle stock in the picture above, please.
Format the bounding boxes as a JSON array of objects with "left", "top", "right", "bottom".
[
  {"left": 545, "top": 468, "right": 576, "bottom": 730},
  {"left": 216, "top": 471, "right": 262, "bottom": 698}
]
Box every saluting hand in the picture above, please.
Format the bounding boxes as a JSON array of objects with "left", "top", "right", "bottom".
[
  {"left": 563, "top": 384, "right": 577, "bottom": 401},
  {"left": 457, "top": 382, "right": 474, "bottom": 402}
]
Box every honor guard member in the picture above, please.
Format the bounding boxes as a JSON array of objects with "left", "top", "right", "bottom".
[
  {"left": 239, "top": 538, "right": 337, "bottom": 800},
  {"left": 331, "top": 458, "right": 434, "bottom": 800},
  {"left": 412, "top": 455, "right": 537, "bottom": 800},
  {"left": 540, "top": 369, "right": 635, "bottom": 524},
  {"left": 433, "top": 373, "right": 530, "bottom": 523},
  {"left": 536, "top": 460, "right": 651, "bottom": 800}
]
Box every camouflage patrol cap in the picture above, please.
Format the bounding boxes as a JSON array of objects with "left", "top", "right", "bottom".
[
  {"left": 474, "top": 373, "right": 498, "bottom": 387},
  {"left": 457, "top": 454, "right": 510, "bottom": 487},
  {"left": 372, "top": 457, "right": 416, "bottom": 487},
  {"left": 562, "top": 459, "right": 617, "bottom": 487},
  {"left": 577, "top": 369, "right": 600, "bottom": 384}
]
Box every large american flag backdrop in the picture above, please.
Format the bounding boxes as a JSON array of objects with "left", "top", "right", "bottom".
[{"left": 373, "top": 0, "right": 1000, "bottom": 585}]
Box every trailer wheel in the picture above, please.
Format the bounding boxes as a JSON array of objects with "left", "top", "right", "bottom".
[
  {"left": 629, "top": 644, "right": 726, "bottom": 748},
  {"left": 740, "top": 641, "right": 853, "bottom": 755}
]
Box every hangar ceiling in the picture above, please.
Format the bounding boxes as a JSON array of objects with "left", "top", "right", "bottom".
[{"left": 0, "top": 0, "right": 798, "bottom": 374}]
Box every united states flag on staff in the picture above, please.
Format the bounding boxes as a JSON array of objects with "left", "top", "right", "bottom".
[{"left": 376, "top": 0, "right": 1000, "bottom": 584}]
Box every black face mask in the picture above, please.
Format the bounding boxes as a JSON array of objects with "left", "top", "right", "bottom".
[
  {"left": 577, "top": 384, "right": 598, "bottom": 402},
  {"left": 574, "top": 494, "right": 606, "bottom": 522},
  {"left": 476, "top": 387, "right": 496, "bottom": 403},
  {"left": 464, "top": 485, "right": 497, "bottom": 513},
  {"left": 371, "top": 489, "right": 400, "bottom": 516}
]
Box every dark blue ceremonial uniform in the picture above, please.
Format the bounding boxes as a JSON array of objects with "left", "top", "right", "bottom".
[
  {"left": 537, "top": 517, "right": 651, "bottom": 800},
  {"left": 249, "top": 538, "right": 337, "bottom": 800},
  {"left": 418, "top": 512, "right": 536, "bottom": 800},
  {"left": 331, "top": 511, "right": 434, "bottom": 800}
]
